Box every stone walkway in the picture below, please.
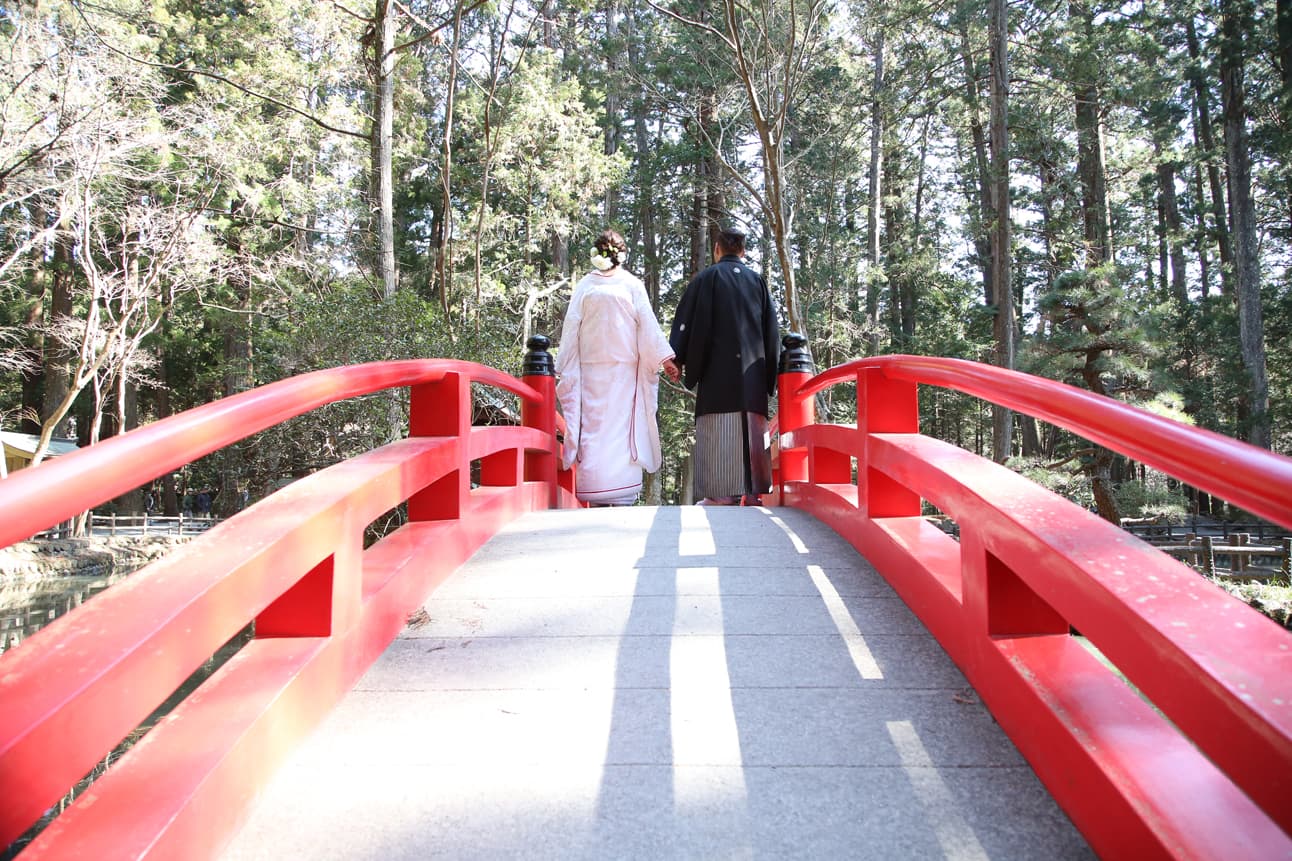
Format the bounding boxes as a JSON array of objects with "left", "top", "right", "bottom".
[{"left": 222, "top": 506, "right": 1092, "bottom": 860}]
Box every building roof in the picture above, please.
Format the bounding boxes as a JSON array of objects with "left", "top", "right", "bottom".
[{"left": 1, "top": 431, "right": 80, "bottom": 458}]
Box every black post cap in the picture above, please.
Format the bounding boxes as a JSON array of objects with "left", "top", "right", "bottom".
[
  {"left": 522, "top": 334, "right": 555, "bottom": 377},
  {"left": 778, "top": 332, "right": 814, "bottom": 374}
]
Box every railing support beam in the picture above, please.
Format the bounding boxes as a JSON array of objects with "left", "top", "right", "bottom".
[
  {"left": 409, "top": 372, "right": 470, "bottom": 521},
  {"left": 776, "top": 333, "right": 815, "bottom": 490},
  {"left": 521, "top": 335, "right": 559, "bottom": 506},
  {"left": 859, "top": 367, "right": 919, "bottom": 518}
]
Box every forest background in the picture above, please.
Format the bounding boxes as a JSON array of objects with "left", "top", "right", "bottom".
[{"left": 2, "top": 0, "right": 1290, "bottom": 525}]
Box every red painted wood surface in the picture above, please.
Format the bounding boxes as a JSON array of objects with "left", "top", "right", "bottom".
[
  {"left": 776, "top": 356, "right": 1292, "bottom": 859},
  {"left": 6, "top": 347, "right": 1291, "bottom": 859},
  {"left": 0, "top": 359, "right": 574, "bottom": 858}
]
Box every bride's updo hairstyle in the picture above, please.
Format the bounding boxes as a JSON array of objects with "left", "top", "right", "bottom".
[{"left": 591, "top": 229, "right": 629, "bottom": 270}]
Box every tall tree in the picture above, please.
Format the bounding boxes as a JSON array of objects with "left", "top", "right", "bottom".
[
  {"left": 372, "top": 0, "right": 399, "bottom": 298},
  {"left": 1071, "top": 1, "right": 1112, "bottom": 266},
  {"left": 626, "top": 0, "right": 662, "bottom": 305},
  {"left": 433, "top": 0, "right": 467, "bottom": 313},
  {"left": 648, "top": 0, "right": 834, "bottom": 335},
  {"left": 367, "top": 0, "right": 484, "bottom": 301},
  {"left": 988, "top": 0, "right": 1014, "bottom": 463},
  {"left": 1182, "top": 11, "right": 1232, "bottom": 292},
  {"left": 865, "top": 25, "right": 885, "bottom": 353},
  {"left": 1220, "top": 0, "right": 1271, "bottom": 447},
  {"left": 956, "top": 10, "right": 995, "bottom": 309}
]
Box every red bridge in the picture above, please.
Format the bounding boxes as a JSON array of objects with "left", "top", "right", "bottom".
[{"left": 1, "top": 337, "right": 1290, "bottom": 859}]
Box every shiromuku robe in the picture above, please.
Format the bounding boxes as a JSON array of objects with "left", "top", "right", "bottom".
[
  {"left": 669, "top": 254, "right": 781, "bottom": 499},
  {"left": 555, "top": 268, "right": 674, "bottom": 505}
]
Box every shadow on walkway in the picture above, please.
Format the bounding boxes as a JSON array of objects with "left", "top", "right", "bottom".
[{"left": 222, "top": 506, "right": 1091, "bottom": 860}]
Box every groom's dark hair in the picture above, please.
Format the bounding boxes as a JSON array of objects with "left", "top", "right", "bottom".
[{"left": 716, "top": 228, "right": 746, "bottom": 255}]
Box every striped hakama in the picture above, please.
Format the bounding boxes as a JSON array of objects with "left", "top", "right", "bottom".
[{"left": 693, "top": 410, "right": 772, "bottom": 500}]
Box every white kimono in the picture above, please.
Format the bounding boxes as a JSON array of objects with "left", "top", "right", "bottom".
[{"left": 555, "top": 268, "right": 674, "bottom": 505}]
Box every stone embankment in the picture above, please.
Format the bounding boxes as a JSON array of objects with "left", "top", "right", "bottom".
[
  {"left": 0, "top": 534, "right": 187, "bottom": 587},
  {"left": 1, "top": 535, "right": 189, "bottom": 652}
]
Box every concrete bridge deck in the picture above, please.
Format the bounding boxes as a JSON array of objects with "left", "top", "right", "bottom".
[{"left": 222, "top": 505, "right": 1092, "bottom": 860}]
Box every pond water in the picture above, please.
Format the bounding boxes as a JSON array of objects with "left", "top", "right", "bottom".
[{"left": 0, "top": 573, "right": 127, "bottom": 655}]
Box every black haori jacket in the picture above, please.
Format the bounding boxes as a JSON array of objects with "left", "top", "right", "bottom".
[{"left": 669, "top": 254, "right": 781, "bottom": 417}]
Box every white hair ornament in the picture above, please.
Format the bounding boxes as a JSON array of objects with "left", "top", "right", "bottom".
[{"left": 591, "top": 247, "right": 628, "bottom": 271}]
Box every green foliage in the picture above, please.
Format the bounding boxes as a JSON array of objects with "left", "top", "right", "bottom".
[
  {"left": 263, "top": 282, "right": 516, "bottom": 436},
  {"left": 1213, "top": 581, "right": 1292, "bottom": 629},
  {"left": 1014, "top": 456, "right": 1096, "bottom": 511},
  {"left": 488, "top": 51, "right": 627, "bottom": 255},
  {"left": 1112, "top": 475, "right": 1190, "bottom": 521},
  {"left": 1026, "top": 264, "right": 1164, "bottom": 399}
]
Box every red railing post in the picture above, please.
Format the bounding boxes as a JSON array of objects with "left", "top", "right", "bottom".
[
  {"left": 256, "top": 519, "right": 364, "bottom": 637},
  {"left": 776, "top": 334, "right": 815, "bottom": 490},
  {"left": 479, "top": 448, "right": 521, "bottom": 488},
  {"left": 408, "top": 371, "right": 471, "bottom": 521},
  {"left": 960, "top": 537, "right": 1070, "bottom": 638},
  {"left": 520, "top": 335, "right": 560, "bottom": 506},
  {"left": 858, "top": 365, "right": 920, "bottom": 518}
]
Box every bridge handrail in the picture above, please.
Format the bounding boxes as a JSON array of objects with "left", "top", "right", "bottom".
[
  {"left": 797, "top": 354, "right": 1292, "bottom": 531},
  {"left": 775, "top": 350, "right": 1292, "bottom": 859},
  {"left": 0, "top": 359, "right": 542, "bottom": 547},
  {"left": 0, "top": 350, "right": 573, "bottom": 855}
]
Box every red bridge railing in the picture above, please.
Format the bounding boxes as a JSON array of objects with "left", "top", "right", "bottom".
[
  {"left": 772, "top": 341, "right": 1292, "bottom": 860},
  {"left": 6, "top": 334, "right": 1291, "bottom": 859},
  {"left": 0, "top": 338, "right": 574, "bottom": 857}
]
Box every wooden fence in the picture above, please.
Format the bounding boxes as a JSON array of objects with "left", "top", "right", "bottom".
[
  {"left": 931, "top": 516, "right": 1291, "bottom": 582},
  {"left": 1120, "top": 520, "right": 1291, "bottom": 580},
  {"left": 35, "top": 514, "right": 216, "bottom": 539},
  {"left": 1121, "top": 517, "right": 1290, "bottom": 543},
  {"left": 1149, "top": 534, "right": 1292, "bottom": 581}
]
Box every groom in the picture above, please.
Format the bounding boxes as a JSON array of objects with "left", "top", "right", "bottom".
[{"left": 668, "top": 228, "right": 781, "bottom": 506}]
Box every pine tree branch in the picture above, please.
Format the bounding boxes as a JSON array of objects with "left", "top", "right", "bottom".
[
  {"left": 70, "top": 0, "right": 368, "bottom": 140},
  {"left": 391, "top": 0, "right": 488, "bottom": 56},
  {"left": 642, "top": 0, "right": 736, "bottom": 51},
  {"left": 328, "top": 0, "right": 371, "bottom": 23}
]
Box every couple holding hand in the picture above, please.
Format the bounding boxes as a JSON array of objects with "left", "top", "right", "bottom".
[{"left": 555, "top": 228, "right": 780, "bottom": 507}]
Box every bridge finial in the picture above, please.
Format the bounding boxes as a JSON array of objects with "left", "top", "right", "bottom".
[
  {"left": 523, "top": 334, "right": 555, "bottom": 377},
  {"left": 778, "top": 332, "right": 814, "bottom": 374}
]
